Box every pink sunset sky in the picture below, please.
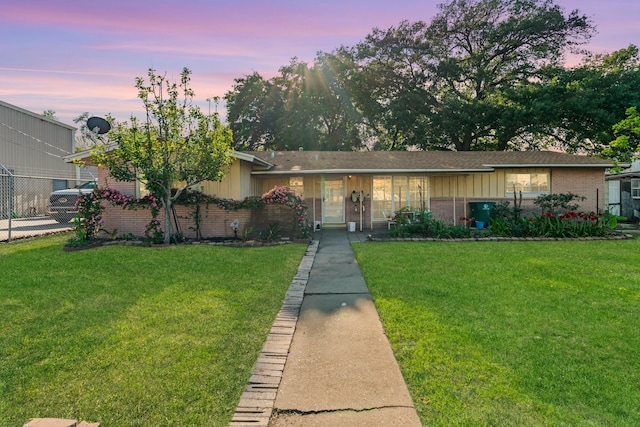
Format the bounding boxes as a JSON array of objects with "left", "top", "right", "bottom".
[{"left": 1, "top": 0, "right": 638, "bottom": 127}]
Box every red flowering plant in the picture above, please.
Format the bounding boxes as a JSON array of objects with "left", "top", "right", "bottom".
[
  {"left": 69, "top": 190, "right": 105, "bottom": 245},
  {"left": 488, "top": 193, "right": 620, "bottom": 238},
  {"left": 261, "top": 186, "right": 311, "bottom": 238},
  {"left": 70, "top": 188, "right": 165, "bottom": 244},
  {"left": 529, "top": 210, "right": 613, "bottom": 238},
  {"left": 459, "top": 216, "right": 474, "bottom": 228}
]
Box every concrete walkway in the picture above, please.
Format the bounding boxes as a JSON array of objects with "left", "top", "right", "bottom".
[{"left": 231, "top": 229, "right": 420, "bottom": 426}]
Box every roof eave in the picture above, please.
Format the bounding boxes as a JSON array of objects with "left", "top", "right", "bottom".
[
  {"left": 251, "top": 168, "right": 495, "bottom": 175},
  {"left": 64, "top": 146, "right": 275, "bottom": 168},
  {"left": 484, "top": 163, "right": 619, "bottom": 168},
  {"left": 232, "top": 151, "right": 274, "bottom": 168}
]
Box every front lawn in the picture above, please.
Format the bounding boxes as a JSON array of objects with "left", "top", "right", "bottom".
[
  {"left": 0, "top": 234, "right": 307, "bottom": 426},
  {"left": 353, "top": 239, "right": 640, "bottom": 426}
]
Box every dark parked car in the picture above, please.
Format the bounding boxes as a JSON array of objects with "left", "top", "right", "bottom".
[{"left": 47, "top": 181, "right": 97, "bottom": 223}]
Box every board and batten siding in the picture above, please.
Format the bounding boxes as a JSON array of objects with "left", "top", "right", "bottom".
[
  {"left": 253, "top": 168, "right": 552, "bottom": 201},
  {"left": 429, "top": 169, "right": 549, "bottom": 199},
  {"left": 199, "top": 158, "right": 255, "bottom": 199},
  {"left": 255, "top": 177, "right": 291, "bottom": 195}
]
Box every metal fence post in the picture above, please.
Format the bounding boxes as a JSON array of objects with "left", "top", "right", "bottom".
[{"left": 1, "top": 164, "right": 13, "bottom": 242}]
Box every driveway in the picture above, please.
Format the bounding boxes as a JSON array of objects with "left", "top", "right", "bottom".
[{"left": 0, "top": 216, "right": 71, "bottom": 242}]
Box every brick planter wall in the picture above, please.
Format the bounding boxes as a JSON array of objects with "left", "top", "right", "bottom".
[{"left": 101, "top": 202, "right": 300, "bottom": 240}]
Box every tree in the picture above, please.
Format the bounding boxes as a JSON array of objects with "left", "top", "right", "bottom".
[
  {"left": 339, "top": 0, "right": 594, "bottom": 150},
  {"left": 95, "top": 67, "right": 233, "bottom": 244},
  {"left": 225, "top": 72, "right": 279, "bottom": 150},
  {"left": 41, "top": 110, "right": 58, "bottom": 120},
  {"left": 536, "top": 45, "right": 640, "bottom": 156},
  {"left": 225, "top": 57, "right": 365, "bottom": 151},
  {"left": 603, "top": 107, "right": 640, "bottom": 163}
]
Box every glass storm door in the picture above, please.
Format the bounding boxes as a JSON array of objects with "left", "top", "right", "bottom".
[{"left": 322, "top": 178, "right": 345, "bottom": 223}]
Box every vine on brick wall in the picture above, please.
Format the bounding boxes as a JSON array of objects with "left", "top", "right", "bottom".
[{"left": 74, "top": 186, "right": 310, "bottom": 242}]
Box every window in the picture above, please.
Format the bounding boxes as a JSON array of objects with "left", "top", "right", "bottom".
[
  {"left": 373, "top": 176, "right": 427, "bottom": 219},
  {"left": 373, "top": 176, "right": 392, "bottom": 219},
  {"left": 289, "top": 177, "right": 304, "bottom": 197},
  {"left": 506, "top": 172, "right": 549, "bottom": 195},
  {"left": 631, "top": 179, "right": 640, "bottom": 199}
]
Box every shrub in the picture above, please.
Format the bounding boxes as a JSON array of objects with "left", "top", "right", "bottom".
[
  {"left": 534, "top": 193, "right": 585, "bottom": 214},
  {"left": 391, "top": 193, "right": 621, "bottom": 240},
  {"left": 390, "top": 210, "right": 478, "bottom": 238}
]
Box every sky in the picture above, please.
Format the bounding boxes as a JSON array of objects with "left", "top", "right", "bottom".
[{"left": 1, "top": 0, "right": 638, "bottom": 128}]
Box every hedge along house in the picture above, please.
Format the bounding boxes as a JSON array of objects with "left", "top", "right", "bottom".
[{"left": 67, "top": 149, "right": 615, "bottom": 239}]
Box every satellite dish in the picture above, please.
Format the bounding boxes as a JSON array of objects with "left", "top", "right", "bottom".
[{"left": 87, "top": 116, "right": 111, "bottom": 134}]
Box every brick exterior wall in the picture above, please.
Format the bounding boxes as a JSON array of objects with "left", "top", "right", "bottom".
[
  {"left": 427, "top": 198, "right": 533, "bottom": 225},
  {"left": 95, "top": 165, "right": 606, "bottom": 236},
  {"left": 101, "top": 202, "right": 298, "bottom": 240},
  {"left": 551, "top": 168, "right": 604, "bottom": 212}
]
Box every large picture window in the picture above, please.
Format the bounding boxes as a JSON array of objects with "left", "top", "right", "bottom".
[
  {"left": 372, "top": 176, "right": 427, "bottom": 220},
  {"left": 506, "top": 172, "right": 549, "bottom": 195}
]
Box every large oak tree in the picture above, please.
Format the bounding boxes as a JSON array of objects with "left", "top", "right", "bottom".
[
  {"left": 225, "top": 0, "right": 640, "bottom": 157},
  {"left": 339, "top": 0, "right": 594, "bottom": 151}
]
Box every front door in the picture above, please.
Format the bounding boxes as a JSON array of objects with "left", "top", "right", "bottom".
[{"left": 322, "top": 177, "right": 344, "bottom": 224}]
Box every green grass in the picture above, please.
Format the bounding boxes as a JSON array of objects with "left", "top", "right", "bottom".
[
  {"left": 353, "top": 239, "right": 640, "bottom": 426},
  {"left": 0, "top": 234, "right": 307, "bottom": 426}
]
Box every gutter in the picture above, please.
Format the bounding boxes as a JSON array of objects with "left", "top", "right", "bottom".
[
  {"left": 250, "top": 168, "right": 495, "bottom": 175},
  {"left": 63, "top": 146, "right": 274, "bottom": 169},
  {"left": 484, "top": 163, "right": 621, "bottom": 168}
]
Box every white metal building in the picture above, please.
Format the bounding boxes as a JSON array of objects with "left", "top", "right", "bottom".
[{"left": 0, "top": 100, "right": 94, "bottom": 218}]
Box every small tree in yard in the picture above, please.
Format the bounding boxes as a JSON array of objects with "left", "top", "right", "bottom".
[{"left": 95, "top": 67, "right": 233, "bottom": 244}]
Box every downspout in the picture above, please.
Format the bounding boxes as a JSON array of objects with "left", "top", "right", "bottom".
[
  {"left": 453, "top": 177, "right": 457, "bottom": 225},
  {"left": 464, "top": 175, "right": 467, "bottom": 221},
  {"left": 370, "top": 180, "right": 373, "bottom": 231},
  {"left": 359, "top": 193, "right": 363, "bottom": 232},
  {"left": 428, "top": 177, "right": 431, "bottom": 212}
]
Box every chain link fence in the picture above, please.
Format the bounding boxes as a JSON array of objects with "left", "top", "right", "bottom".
[{"left": 1, "top": 166, "right": 94, "bottom": 242}]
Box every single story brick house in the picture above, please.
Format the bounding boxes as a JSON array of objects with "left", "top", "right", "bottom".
[{"left": 67, "top": 149, "right": 616, "bottom": 238}]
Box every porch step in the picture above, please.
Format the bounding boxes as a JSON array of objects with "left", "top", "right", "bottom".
[{"left": 317, "top": 223, "right": 345, "bottom": 229}]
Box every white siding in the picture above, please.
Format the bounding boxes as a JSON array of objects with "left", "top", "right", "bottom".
[{"left": 0, "top": 100, "right": 77, "bottom": 179}]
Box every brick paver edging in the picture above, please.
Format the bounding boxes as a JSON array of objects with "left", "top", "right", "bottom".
[
  {"left": 230, "top": 240, "right": 319, "bottom": 427},
  {"left": 368, "top": 233, "right": 634, "bottom": 242}
]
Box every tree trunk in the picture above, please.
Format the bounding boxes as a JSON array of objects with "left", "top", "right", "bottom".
[{"left": 163, "top": 196, "right": 173, "bottom": 244}]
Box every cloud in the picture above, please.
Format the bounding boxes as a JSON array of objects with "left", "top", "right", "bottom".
[{"left": 2, "top": 0, "right": 638, "bottom": 128}]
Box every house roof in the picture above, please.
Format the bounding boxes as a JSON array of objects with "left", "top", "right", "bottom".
[
  {"left": 66, "top": 146, "right": 619, "bottom": 174},
  {"left": 246, "top": 150, "right": 617, "bottom": 175},
  {"left": 64, "top": 145, "right": 274, "bottom": 168}
]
